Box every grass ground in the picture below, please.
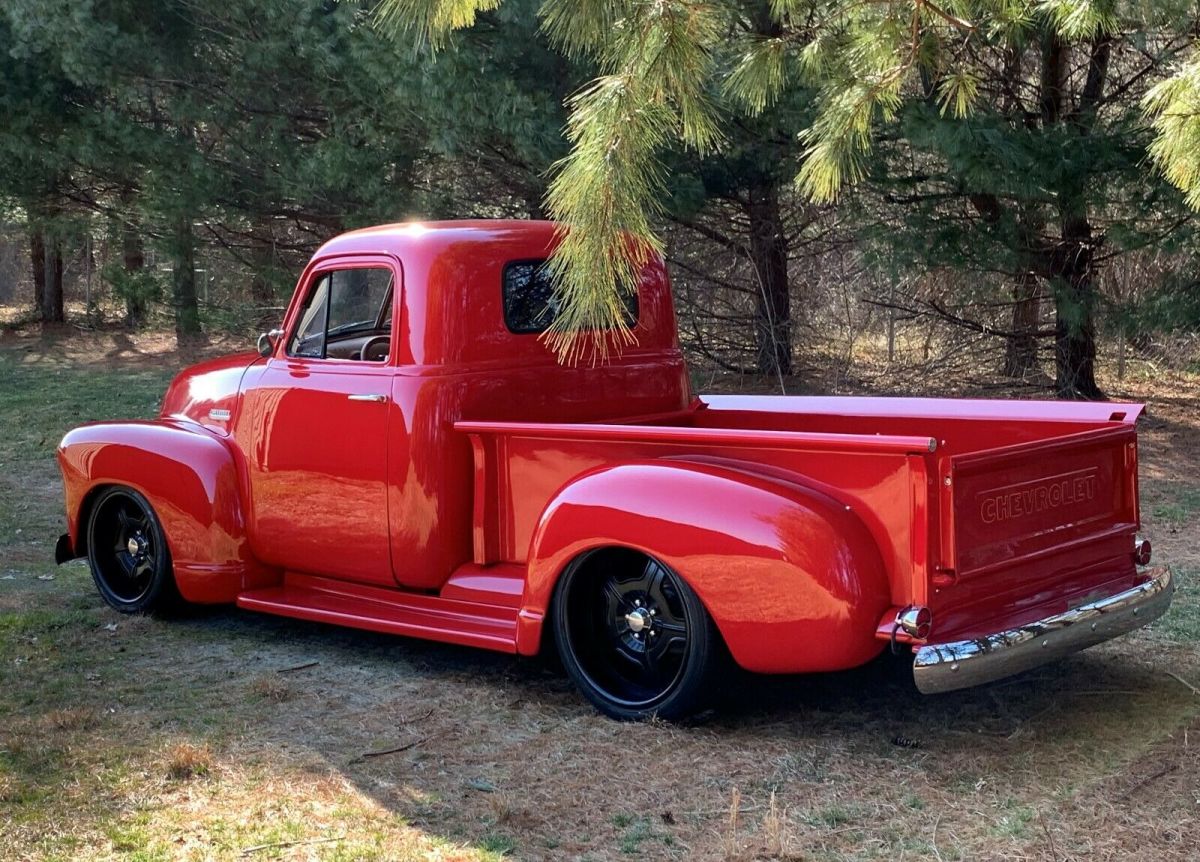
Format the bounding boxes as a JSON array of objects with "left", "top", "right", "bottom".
[{"left": 1, "top": 328, "right": 1198, "bottom": 861}]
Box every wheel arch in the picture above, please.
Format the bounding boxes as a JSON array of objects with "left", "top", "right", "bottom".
[
  {"left": 517, "top": 460, "right": 892, "bottom": 674},
  {"left": 74, "top": 481, "right": 116, "bottom": 557}
]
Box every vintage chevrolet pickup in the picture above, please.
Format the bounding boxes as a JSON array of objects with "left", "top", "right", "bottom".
[{"left": 56, "top": 220, "right": 1173, "bottom": 719}]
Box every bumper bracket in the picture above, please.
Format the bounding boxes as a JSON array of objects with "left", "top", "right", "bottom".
[{"left": 55, "top": 533, "right": 77, "bottom": 565}]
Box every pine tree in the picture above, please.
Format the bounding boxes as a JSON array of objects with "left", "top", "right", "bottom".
[
  {"left": 0, "top": 7, "right": 82, "bottom": 323},
  {"left": 2, "top": 0, "right": 567, "bottom": 331},
  {"left": 1145, "top": 53, "right": 1200, "bottom": 206},
  {"left": 859, "top": 15, "right": 1196, "bottom": 396},
  {"left": 381, "top": 0, "right": 1200, "bottom": 397},
  {"left": 379, "top": 0, "right": 728, "bottom": 362}
]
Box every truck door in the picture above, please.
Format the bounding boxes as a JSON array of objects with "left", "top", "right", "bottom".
[{"left": 241, "top": 255, "right": 400, "bottom": 586}]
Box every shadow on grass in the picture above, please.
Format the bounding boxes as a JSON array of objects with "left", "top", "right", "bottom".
[{"left": 163, "top": 600, "right": 1190, "bottom": 750}]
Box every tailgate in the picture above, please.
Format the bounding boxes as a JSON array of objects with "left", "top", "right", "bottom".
[{"left": 944, "top": 424, "right": 1140, "bottom": 579}]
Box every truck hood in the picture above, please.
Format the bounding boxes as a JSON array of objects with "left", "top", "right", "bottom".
[{"left": 160, "top": 351, "right": 264, "bottom": 436}]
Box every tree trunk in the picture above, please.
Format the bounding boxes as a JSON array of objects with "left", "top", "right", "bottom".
[
  {"left": 172, "top": 216, "right": 201, "bottom": 336},
  {"left": 746, "top": 184, "right": 791, "bottom": 377},
  {"left": 30, "top": 229, "right": 46, "bottom": 314},
  {"left": 1004, "top": 271, "right": 1040, "bottom": 377},
  {"left": 41, "top": 235, "right": 65, "bottom": 323},
  {"left": 1046, "top": 34, "right": 1108, "bottom": 400},
  {"left": 249, "top": 233, "right": 277, "bottom": 305},
  {"left": 1004, "top": 210, "right": 1042, "bottom": 378},
  {"left": 122, "top": 218, "right": 148, "bottom": 327},
  {"left": 1053, "top": 215, "right": 1104, "bottom": 400},
  {"left": 742, "top": 2, "right": 792, "bottom": 379},
  {"left": 119, "top": 184, "right": 149, "bottom": 327}
]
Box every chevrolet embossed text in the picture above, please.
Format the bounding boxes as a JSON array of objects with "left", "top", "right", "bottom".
[{"left": 980, "top": 469, "right": 1098, "bottom": 524}]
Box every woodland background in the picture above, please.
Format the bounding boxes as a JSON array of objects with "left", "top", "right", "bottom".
[
  {"left": 4, "top": 5, "right": 1200, "bottom": 859},
  {"left": 2, "top": 0, "right": 1199, "bottom": 396}
]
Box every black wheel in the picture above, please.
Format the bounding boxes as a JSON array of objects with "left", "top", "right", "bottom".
[
  {"left": 552, "top": 548, "right": 723, "bottom": 720},
  {"left": 85, "top": 487, "right": 181, "bottom": 614}
]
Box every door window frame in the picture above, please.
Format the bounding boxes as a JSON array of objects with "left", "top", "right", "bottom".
[{"left": 275, "top": 254, "right": 403, "bottom": 368}]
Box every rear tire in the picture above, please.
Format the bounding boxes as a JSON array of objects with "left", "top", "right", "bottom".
[
  {"left": 85, "top": 486, "right": 182, "bottom": 615},
  {"left": 551, "top": 548, "right": 723, "bottom": 721}
]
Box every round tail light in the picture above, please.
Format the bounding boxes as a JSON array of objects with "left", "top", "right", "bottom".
[{"left": 1134, "top": 538, "right": 1152, "bottom": 567}]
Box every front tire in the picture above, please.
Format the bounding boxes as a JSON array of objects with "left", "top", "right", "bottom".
[
  {"left": 552, "top": 548, "right": 723, "bottom": 721},
  {"left": 85, "top": 486, "right": 181, "bottom": 614}
]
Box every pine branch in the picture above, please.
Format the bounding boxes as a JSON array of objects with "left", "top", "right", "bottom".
[
  {"left": 1144, "top": 51, "right": 1200, "bottom": 209},
  {"left": 375, "top": 0, "right": 505, "bottom": 48},
  {"left": 862, "top": 297, "right": 1056, "bottom": 339},
  {"left": 539, "top": 0, "right": 727, "bottom": 363}
]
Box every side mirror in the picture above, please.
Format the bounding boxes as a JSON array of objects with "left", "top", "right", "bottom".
[{"left": 257, "top": 328, "right": 284, "bottom": 358}]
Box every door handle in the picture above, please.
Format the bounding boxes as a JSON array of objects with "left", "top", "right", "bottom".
[{"left": 347, "top": 394, "right": 387, "bottom": 403}]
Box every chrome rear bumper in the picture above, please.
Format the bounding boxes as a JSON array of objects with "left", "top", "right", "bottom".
[{"left": 913, "top": 566, "right": 1174, "bottom": 695}]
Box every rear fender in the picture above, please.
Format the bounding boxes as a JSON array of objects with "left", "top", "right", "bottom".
[
  {"left": 58, "top": 420, "right": 274, "bottom": 603},
  {"left": 519, "top": 460, "right": 891, "bottom": 674}
]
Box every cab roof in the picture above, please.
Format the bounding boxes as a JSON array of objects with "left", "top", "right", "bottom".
[{"left": 314, "top": 220, "right": 560, "bottom": 261}]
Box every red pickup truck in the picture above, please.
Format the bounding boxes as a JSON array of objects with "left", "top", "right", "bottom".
[{"left": 56, "top": 220, "right": 1173, "bottom": 719}]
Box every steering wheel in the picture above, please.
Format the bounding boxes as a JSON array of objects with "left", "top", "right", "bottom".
[{"left": 359, "top": 335, "right": 391, "bottom": 362}]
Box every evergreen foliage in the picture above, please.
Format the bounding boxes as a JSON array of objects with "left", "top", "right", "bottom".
[
  {"left": 0, "top": 0, "right": 568, "bottom": 329},
  {"left": 1145, "top": 53, "right": 1200, "bottom": 208},
  {"left": 1, "top": 0, "right": 1197, "bottom": 391},
  {"left": 378, "top": 0, "right": 1200, "bottom": 391}
]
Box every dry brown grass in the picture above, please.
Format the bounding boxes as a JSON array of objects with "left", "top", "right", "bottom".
[
  {"left": 248, "top": 674, "right": 294, "bottom": 703},
  {"left": 39, "top": 706, "right": 99, "bottom": 732},
  {"left": 164, "top": 742, "right": 214, "bottom": 781},
  {"left": 761, "top": 790, "right": 785, "bottom": 858}
]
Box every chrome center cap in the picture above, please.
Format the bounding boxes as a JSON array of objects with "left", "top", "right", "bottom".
[
  {"left": 625, "top": 607, "right": 652, "bottom": 633},
  {"left": 126, "top": 533, "right": 147, "bottom": 558}
]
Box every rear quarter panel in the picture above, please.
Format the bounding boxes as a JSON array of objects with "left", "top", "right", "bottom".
[
  {"left": 466, "top": 427, "right": 936, "bottom": 614},
  {"left": 520, "top": 460, "right": 893, "bottom": 673}
]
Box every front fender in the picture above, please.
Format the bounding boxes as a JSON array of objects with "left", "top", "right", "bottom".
[
  {"left": 58, "top": 420, "right": 273, "bottom": 603},
  {"left": 518, "top": 460, "right": 891, "bottom": 674}
]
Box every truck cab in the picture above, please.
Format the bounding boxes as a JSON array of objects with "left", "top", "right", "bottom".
[
  {"left": 226, "top": 221, "right": 687, "bottom": 593},
  {"left": 58, "top": 220, "right": 1173, "bottom": 720}
]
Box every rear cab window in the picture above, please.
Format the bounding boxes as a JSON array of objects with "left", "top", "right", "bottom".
[{"left": 502, "top": 260, "right": 638, "bottom": 334}]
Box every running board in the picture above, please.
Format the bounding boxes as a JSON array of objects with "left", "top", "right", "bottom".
[{"left": 236, "top": 573, "right": 520, "bottom": 653}]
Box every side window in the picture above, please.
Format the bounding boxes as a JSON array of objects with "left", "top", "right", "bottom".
[
  {"left": 288, "top": 267, "right": 394, "bottom": 360},
  {"left": 502, "top": 260, "right": 638, "bottom": 334},
  {"left": 289, "top": 275, "right": 331, "bottom": 359}
]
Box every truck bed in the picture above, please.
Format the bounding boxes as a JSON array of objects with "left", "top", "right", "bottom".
[{"left": 457, "top": 394, "right": 1144, "bottom": 646}]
